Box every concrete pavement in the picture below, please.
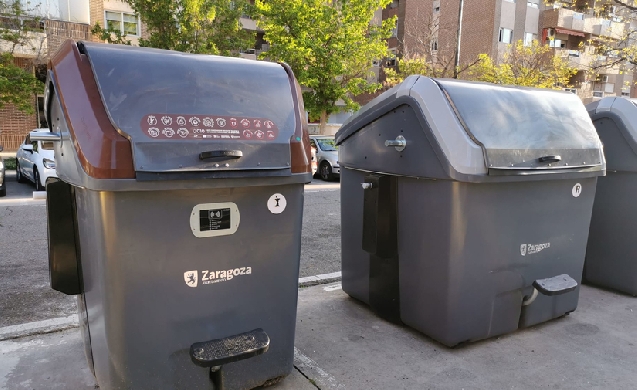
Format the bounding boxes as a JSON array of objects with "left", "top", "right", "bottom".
[
  {"left": 2, "top": 282, "right": 636, "bottom": 389},
  {"left": 293, "top": 283, "right": 637, "bottom": 390}
]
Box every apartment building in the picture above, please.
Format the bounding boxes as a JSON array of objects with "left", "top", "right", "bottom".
[
  {"left": 0, "top": 0, "right": 145, "bottom": 151},
  {"left": 389, "top": 0, "right": 635, "bottom": 103}
]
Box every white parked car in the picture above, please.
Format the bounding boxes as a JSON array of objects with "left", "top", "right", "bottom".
[
  {"left": 0, "top": 145, "right": 6, "bottom": 197},
  {"left": 309, "top": 135, "right": 340, "bottom": 181},
  {"left": 15, "top": 130, "right": 57, "bottom": 191}
]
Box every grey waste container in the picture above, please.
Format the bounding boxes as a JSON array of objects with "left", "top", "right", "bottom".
[
  {"left": 585, "top": 97, "right": 637, "bottom": 295},
  {"left": 335, "top": 76, "right": 605, "bottom": 347},
  {"left": 37, "top": 40, "right": 312, "bottom": 390}
]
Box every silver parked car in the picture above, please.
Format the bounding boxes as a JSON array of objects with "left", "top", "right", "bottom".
[{"left": 309, "top": 135, "right": 339, "bottom": 181}]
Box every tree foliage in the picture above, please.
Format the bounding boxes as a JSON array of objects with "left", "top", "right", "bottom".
[
  {"left": 91, "top": 23, "right": 132, "bottom": 45},
  {"left": 124, "top": 0, "right": 255, "bottom": 55},
  {"left": 468, "top": 40, "right": 577, "bottom": 89},
  {"left": 586, "top": 0, "right": 637, "bottom": 74},
  {"left": 255, "top": 0, "right": 396, "bottom": 124},
  {"left": 384, "top": 55, "right": 480, "bottom": 87},
  {"left": 0, "top": 1, "right": 45, "bottom": 114}
]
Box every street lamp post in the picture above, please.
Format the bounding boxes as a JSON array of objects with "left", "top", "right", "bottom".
[{"left": 454, "top": 0, "right": 465, "bottom": 79}]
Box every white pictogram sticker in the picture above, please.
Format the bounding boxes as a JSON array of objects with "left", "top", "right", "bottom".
[
  {"left": 203, "top": 117, "right": 214, "bottom": 127},
  {"left": 241, "top": 119, "right": 250, "bottom": 128},
  {"left": 147, "top": 115, "right": 157, "bottom": 125},
  {"left": 189, "top": 117, "right": 201, "bottom": 126},
  {"left": 148, "top": 127, "right": 160, "bottom": 137},
  {"left": 243, "top": 130, "right": 253, "bottom": 139},
  {"left": 162, "top": 128, "right": 175, "bottom": 137},
  {"left": 265, "top": 120, "right": 274, "bottom": 129},
  {"left": 255, "top": 130, "right": 264, "bottom": 139},
  {"left": 176, "top": 116, "right": 186, "bottom": 126},
  {"left": 572, "top": 183, "right": 582, "bottom": 198},
  {"left": 161, "top": 116, "right": 172, "bottom": 125},
  {"left": 177, "top": 128, "right": 189, "bottom": 138},
  {"left": 267, "top": 193, "right": 287, "bottom": 214},
  {"left": 230, "top": 118, "right": 238, "bottom": 127},
  {"left": 216, "top": 118, "right": 227, "bottom": 127}
]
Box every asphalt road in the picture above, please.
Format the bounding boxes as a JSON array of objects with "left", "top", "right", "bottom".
[
  {"left": 0, "top": 173, "right": 341, "bottom": 327},
  {"left": 2, "top": 170, "right": 36, "bottom": 198}
]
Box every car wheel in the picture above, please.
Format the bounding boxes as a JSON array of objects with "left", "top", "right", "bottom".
[
  {"left": 320, "top": 161, "right": 333, "bottom": 181},
  {"left": 16, "top": 162, "right": 26, "bottom": 183},
  {"left": 34, "top": 168, "right": 44, "bottom": 191}
]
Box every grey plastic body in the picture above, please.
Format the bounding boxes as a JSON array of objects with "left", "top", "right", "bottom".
[
  {"left": 337, "top": 77, "right": 604, "bottom": 346},
  {"left": 585, "top": 97, "right": 637, "bottom": 295},
  {"left": 74, "top": 184, "right": 303, "bottom": 389}
]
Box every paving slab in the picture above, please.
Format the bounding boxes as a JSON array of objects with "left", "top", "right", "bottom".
[
  {"left": 294, "top": 283, "right": 637, "bottom": 390},
  {"left": 0, "top": 328, "right": 95, "bottom": 390},
  {"left": 0, "top": 328, "right": 316, "bottom": 390}
]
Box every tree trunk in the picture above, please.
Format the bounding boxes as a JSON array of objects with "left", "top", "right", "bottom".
[{"left": 319, "top": 110, "right": 328, "bottom": 135}]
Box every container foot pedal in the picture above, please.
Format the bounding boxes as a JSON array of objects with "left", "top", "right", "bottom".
[
  {"left": 190, "top": 328, "right": 270, "bottom": 367},
  {"left": 533, "top": 274, "right": 578, "bottom": 296}
]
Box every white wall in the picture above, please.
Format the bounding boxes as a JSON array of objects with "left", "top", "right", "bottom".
[{"left": 22, "top": 0, "right": 89, "bottom": 24}]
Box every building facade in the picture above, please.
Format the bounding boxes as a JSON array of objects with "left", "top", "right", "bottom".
[
  {"left": 389, "top": 0, "right": 635, "bottom": 104},
  {"left": 0, "top": 0, "right": 145, "bottom": 151}
]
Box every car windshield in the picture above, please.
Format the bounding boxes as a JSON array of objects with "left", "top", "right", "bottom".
[
  {"left": 41, "top": 142, "right": 54, "bottom": 150},
  {"left": 317, "top": 138, "right": 338, "bottom": 151}
]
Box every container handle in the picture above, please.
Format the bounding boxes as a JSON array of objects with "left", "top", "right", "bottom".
[
  {"left": 199, "top": 150, "right": 243, "bottom": 160},
  {"left": 538, "top": 155, "right": 561, "bottom": 163}
]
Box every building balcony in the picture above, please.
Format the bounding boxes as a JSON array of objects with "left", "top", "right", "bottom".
[
  {"left": 542, "top": 8, "right": 595, "bottom": 34},
  {"left": 554, "top": 48, "right": 595, "bottom": 71},
  {"left": 593, "top": 20, "right": 625, "bottom": 39},
  {"left": 0, "top": 30, "right": 47, "bottom": 59},
  {"left": 240, "top": 16, "right": 261, "bottom": 32}
]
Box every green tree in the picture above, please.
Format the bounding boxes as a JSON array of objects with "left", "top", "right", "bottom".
[
  {"left": 90, "top": 23, "right": 132, "bottom": 45},
  {"left": 256, "top": 0, "right": 396, "bottom": 130},
  {"left": 468, "top": 40, "right": 576, "bottom": 89},
  {"left": 0, "top": 0, "right": 45, "bottom": 114},
  {"left": 123, "top": 0, "right": 255, "bottom": 55}
]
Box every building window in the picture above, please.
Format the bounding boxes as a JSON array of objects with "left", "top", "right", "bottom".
[
  {"left": 548, "top": 39, "right": 563, "bottom": 48},
  {"left": 504, "top": 0, "right": 515, "bottom": 3},
  {"left": 391, "top": 17, "right": 398, "bottom": 37},
  {"left": 434, "top": 6, "right": 440, "bottom": 12},
  {"left": 431, "top": 39, "right": 438, "bottom": 51},
  {"left": 527, "top": 1, "right": 539, "bottom": 8},
  {"left": 499, "top": 28, "right": 512, "bottom": 44},
  {"left": 105, "top": 11, "right": 139, "bottom": 36},
  {"left": 523, "top": 32, "right": 536, "bottom": 46}
]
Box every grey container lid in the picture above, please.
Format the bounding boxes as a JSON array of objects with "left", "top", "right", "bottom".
[
  {"left": 81, "top": 41, "right": 297, "bottom": 176},
  {"left": 587, "top": 96, "right": 637, "bottom": 172},
  {"left": 337, "top": 76, "right": 604, "bottom": 179}
]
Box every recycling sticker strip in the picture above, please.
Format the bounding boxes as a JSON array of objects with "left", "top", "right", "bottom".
[{"left": 140, "top": 114, "right": 279, "bottom": 141}]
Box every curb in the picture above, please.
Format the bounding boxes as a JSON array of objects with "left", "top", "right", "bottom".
[
  {"left": 298, "top": 271, "right": 342, "bottom": 287},
  {"left": 0, "top": 314, "right": 79, "bottom": 342},
  {"left": 1, "top": 272, "right": 343, "bottom": 342}
]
